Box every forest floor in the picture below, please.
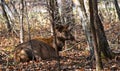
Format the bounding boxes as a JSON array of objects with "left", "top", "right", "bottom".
[{"left": 0, "top": 21, "right": 120, "bottom": 71}]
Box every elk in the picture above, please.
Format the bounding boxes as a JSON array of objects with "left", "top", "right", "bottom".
[{"left": 14, "top": 24, "right": 75, "bottom": 62}]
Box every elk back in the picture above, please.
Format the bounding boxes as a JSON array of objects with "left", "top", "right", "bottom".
[{"left": 14, "top": 39, "right": 58, "bottom": 62}]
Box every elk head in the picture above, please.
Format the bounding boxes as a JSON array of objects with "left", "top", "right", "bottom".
[{"left": 55, "top": 24, "right": 75, "bottom": 51}]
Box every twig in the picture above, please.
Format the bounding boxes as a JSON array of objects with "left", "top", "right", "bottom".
[{"left": 62, "top": 41, "right": 81, "bottom": 52}]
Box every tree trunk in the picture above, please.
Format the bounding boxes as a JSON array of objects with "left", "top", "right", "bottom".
[
  {"left": 114, "top": 0, "right": 120, "bottom": 20},
  {"left": 75, "top": 0, "right": 94, "bottom": 60},
  {"left": 60, "top": 0, "right": 74, "bottom": 25},
  {"left": 89, "top": 0, "right": 114, "bottom": 70},
  {"left": 10, "top": 0, "right": 19, "bottom": 15},
  {"left": 19, "top": 0, "right": 24, "bottom": 43},
  {"left": 89, "top": 0, "right": 103, "bottom": 70},
  {"left": 47, "top": 0, "right": 60, "bottom": 70},
  {"left": 1, "top": 0, "right": 12, "bottom": 32}
]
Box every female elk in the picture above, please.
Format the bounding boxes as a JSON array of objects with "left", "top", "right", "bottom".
[{"left": 14, "top": 24, "right": 74, "bottom": 62}]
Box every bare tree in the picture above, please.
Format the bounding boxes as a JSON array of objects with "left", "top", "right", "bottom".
[
  {"left": 89, "top": 0, "right": 115, "bottom": 70},
  {"left": 89, "top": 0, "right": 103, "bottom": 70},
  {"left": 19, "top": 0, "right": 24, "bottom": 43},
  {"left": 46, "top": 0, "right": 61, "bottom": 70},
  {"left": 10, "top": 0, "right": 18, "bottom": 15},
  {"left": 1, "top": 0, "right": 14, "bottom": 32},
  {"left": 60, "top": 0, "right": 74, "bottom": 25},
  {"left": 77, "top": 0, "right": 94, "bottom": 61},
  {"left": 114, "top": 0, "right": 120, "bottom": 20}
]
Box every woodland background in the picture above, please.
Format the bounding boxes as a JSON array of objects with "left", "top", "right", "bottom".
[{"left": 0, "top": 0, "right": 120, "bottom": 71}]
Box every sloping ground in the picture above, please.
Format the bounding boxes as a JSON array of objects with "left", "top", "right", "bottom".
[{"left": 0, "top": 22, "right": 120, "bottom": 71}]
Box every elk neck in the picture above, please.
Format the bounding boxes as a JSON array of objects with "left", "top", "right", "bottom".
[{"left": 52, "top": 36, "right": 66, "bottom": 51}]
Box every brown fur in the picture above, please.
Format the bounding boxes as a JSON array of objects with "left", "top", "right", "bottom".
[{"left": 14, "top": 24, "right": 74, "bottom": 62}]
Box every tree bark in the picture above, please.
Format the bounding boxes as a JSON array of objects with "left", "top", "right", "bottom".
[
  {"left": 89, "top": 0, "right": 103, "bottom": 70},
  {"left": 1, "top": 0, "right": 12, "bottom": 32},
  {"left": 47, "top": 0, "right": 60, "bottom": 70},
  {"left": 10, "top": 0, "right": 18, "bottom": 15},
  {"left": 19, "top": 0, "right": 24, "bottom": 43},
  {"left": 76, "top": 0, "right": 94, "bottom": 60},
  {"left": 114, "top": 0, "right": 120, "bottom": 20},
  {"left": 60, "top": 0, "right": 74, "bottom": 25},
  {"left": 89, "top": 0, "right": 114, "bottom": 70}
]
